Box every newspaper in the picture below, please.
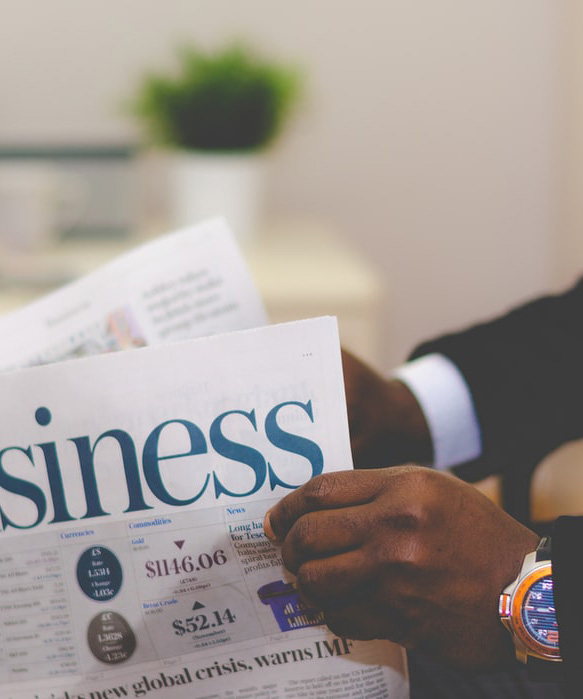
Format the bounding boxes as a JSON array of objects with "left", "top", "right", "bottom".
[
  {"left": 0, "top": 220, "right": 408, "bottom": 698},
  {"left": 0, "top": 218, "right": 267, "bottom": 372}
]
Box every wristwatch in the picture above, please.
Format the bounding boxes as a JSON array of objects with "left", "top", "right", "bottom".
[{"left": 499, "top": 536, "right": 562, "bottom": 680}]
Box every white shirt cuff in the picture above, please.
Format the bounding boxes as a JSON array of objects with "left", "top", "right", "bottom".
[{"left": 393, "top": 353, "right": 482, "bottom": 469}]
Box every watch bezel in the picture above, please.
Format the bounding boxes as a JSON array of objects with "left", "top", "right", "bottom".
[{"left": 509, "top": 562, "right": 561, "bottom": 661}]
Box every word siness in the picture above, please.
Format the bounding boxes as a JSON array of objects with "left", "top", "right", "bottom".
[{"left": 0, "top": 400, "right": 324, "bottom": 531}]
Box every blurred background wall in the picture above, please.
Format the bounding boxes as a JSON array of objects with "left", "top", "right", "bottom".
[{"left": 0, "top": 0, "right": 579, "bottom": 370}]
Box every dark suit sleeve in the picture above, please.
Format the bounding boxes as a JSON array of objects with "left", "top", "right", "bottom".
[
  {"left": 410, "top": 279, "right": 583, "bottom": 481},
  {"left": 552, "top": 516, "right": 583, "bottom": 696}
]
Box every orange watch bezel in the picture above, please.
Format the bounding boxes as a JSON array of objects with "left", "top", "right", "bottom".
[{"left": 510, "top": 563, "right": 561, "bottom": 660}]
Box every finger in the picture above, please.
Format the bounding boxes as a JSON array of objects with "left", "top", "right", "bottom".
[
  {"left": 264, "top": 470, "right": 384, "bottom": 542},
  {"left": 280, "top": 503, "right": 372, "bottom": 573},
  {"left": 292, "top": 548, "right": 378, "bottom": 608}
]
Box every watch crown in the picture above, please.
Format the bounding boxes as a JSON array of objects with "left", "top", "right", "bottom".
[{"left": 499, "top": 593, "right": 511, "bottom": 618}]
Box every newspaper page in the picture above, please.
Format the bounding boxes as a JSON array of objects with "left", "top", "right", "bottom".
[
  {"left": 0, "top": 317, "right": 408, "bottom": 699},
  {"left": 0, "top": 220, "right": 408, "bottom": 697},
  {"left": 0, "top": 218, "right": 267, "bottom": 372}
]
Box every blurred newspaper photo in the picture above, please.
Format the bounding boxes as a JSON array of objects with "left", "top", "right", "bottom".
[
  {"left": 0, "top": 220, "right": 408, "bottom": 698},
  {"left": 0, "top": 218, "right": 267, "bottom": 372}
]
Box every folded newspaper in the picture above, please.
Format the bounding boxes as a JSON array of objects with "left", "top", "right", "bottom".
[{"left": 0, "top": 219, "right": 408, "bottom": 698}]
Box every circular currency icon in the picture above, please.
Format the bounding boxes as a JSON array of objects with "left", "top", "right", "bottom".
[
  {"left": 77, "top": 546, "right": 123, "bottom": 602},
  {"left": 87, "top": 611, "right": 136, "bottom": 664}
]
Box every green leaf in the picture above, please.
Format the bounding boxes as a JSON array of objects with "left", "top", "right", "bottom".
[{"left": 129, "top": 42, "right": 303, "bottom": 151}]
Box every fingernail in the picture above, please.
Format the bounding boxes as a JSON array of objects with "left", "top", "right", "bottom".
[{"left": 263, "top": 509, "right": 277, "bottom": 541}]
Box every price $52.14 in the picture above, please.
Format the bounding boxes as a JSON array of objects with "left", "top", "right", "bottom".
[{"left": 173, "top": 608, "right": 236, "bottom": 636}]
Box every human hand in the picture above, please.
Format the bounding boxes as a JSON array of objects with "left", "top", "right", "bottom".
[
  {"left": 341, "top": 349, "right": 432, "bottom": 468},
  {"left": 264, "top": 466, "right": 539, "bottom": 670}
]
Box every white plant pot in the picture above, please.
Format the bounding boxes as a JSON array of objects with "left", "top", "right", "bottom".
[{"left": 168, "top": 151, "right": 265, "bottom": 247}]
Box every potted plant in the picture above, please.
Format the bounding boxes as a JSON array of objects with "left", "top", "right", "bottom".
[{"left": 131, "top": 42, "right": 301, "bottom": 245}]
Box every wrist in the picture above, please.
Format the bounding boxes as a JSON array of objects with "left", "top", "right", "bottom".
[
  {"left": 383, "top": 379, "right": 433, "bottom": 465},
  {"left": 342, "top": 349, "right": 433, "bottom": 469},
  {"left": 393, "top": 354, "right": 482, "bottom": 469}
]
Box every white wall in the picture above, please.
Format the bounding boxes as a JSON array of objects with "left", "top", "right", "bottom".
[
  {"left": 558, "top": 0, "right": 583, "bottom": 287},
  {"left": 0, "top": 0, "right": 569, "bottom": 369}
]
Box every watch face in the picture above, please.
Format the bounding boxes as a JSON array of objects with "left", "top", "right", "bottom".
[{"left": 522, "top": 575, "right": 559, "bottom": 651}]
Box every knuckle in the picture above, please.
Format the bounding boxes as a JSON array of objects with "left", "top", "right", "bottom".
[
  {"left": 383, "top": 511, "right": 421, "bottom": 532},
  {"left": 397, "top": 542, "right": 427, "bottom": 569},
  {"left": 296, "top": 561, "right": 326, "bottom": 600},
  {"left": 280, "top": 545, "right": 299, "bottom": 575},
  {"left": 291, "top": 514, "right": 319, "bottom": 553},
  {"left": 372, "top": 530, "right": 429, "bottom": 574},
  {"left": 301, "top": 473, "right": 338, "bottom": 508},
  {"left": 392, "top": 463, "right": 433, "bottom": 487},
  {"left": 376, "top": 502, "right": 424, "bottom": 539}
]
